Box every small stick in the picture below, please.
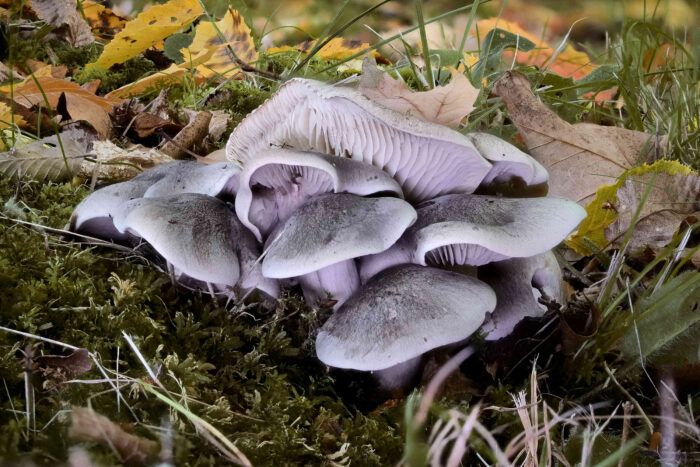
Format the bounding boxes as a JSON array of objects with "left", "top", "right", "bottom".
[{"left": 619, "top": 401, "right": 633, "bottom": 467}]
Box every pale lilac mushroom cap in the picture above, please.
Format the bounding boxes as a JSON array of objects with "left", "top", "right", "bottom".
[
  {"left": 143, "top": 161, "right": 240, "bottom": 199},
  {"left": 262, "top": 193, "right": 416, "bottom": 307},
  {"left": 360, "top": 193, "right": 586, "bottom": 282},
  {"left": 478, "top": 251, "right": 565, "bottom": 341},
  {"left": 315, "top": 264, "right": 496, "bottom": 373},
  {"left": 235, "top": 149, "right": 403, "bottom": 242},
  {"left": 226, "top": 78, "right": 492, "bottom": 202},
  {"left": 69, "top": 161, "right": 240, "bottom": 241},
  {"left": 466, "top": 132, "right": 548, "bottom": 186},
  {"left": 112, "top": 193, "right": 278, "bottom": 298}
]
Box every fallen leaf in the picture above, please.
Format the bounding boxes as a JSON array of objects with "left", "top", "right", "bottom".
[
  {"left": 31, "top": 0, "right": 93, "bottom": 47},
  {"left": 492, "top": 71, "right": 666, "bottom": 206},
  {"left": 206, "top": 109, "right": 231, "bottom": 142},
  {"left": 1, "top": 76, "right": 120, "bottom": 139},
  {"left": 87, "top": 0, "right": 203, "bottom": 70},
  {"left": 567, "top": 160, "right": 697, "bottom": 255},
  {"left": 131, "top": 113, "right": 183, "bottom": 139},
  {"left": 474, "top": 18, "right": 597, "bottom": 79},
  {"left": 0, "top": 101, "right": 28, "bottom": 130},
  {"left": 70, "top": 407, "right": 159, "bottom": 466},
  {"left": 0, "top": 130, "right": 91, "bottom": 181},
  {"left": 78, "top": 141, "right": 172, "bottom": 181},
  {"left": 79, "top": 0, "right": 128, "bottom": 39},
  {"left": 294, "top": 37, "right": 390, "bottom": 64},
  {"left": 161, "top": 111, "right": 212, "bottom": 158},
  {"left": 184, "top": 8, "right": 257, "bottom": 79},
  {"left": 35, "top": 348, "right": 92, "bottom": 376},
  {"left": 359, "top": 57, "right": 479, "bottom": 129},
  {"left": 105, "top": 50, "right": 211, "bottom": 99},
  {"left": 606, "top": 166, "right": 700, "bottom": 251}
]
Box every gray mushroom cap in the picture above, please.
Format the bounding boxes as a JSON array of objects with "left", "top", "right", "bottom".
[
  {"left": 316, "top": 264, "right": 496, "bottom": 371},
  {"left": 143, "top": 161, "right": 240, "bottom": 199},
  {"left": 69, "top": 161, "right": 240, "bottom": 241},
  {"left": 360, "top": 193, "right": 586, "bottom": 281},
  {"left": 478, "top": 251, "right": 565, "bottom": 341},
  {"left": 235, "top": 149, "right": 403, "bottom": 241},
  {"left": 226, "top": 78, "right": 492, "bottom": 202},
  {"left": 466, "top": 132, "right": 548, "bottom": 186},
  {"left": 112, "top": 193, "right": 278, "bottom": 298},
  {"left": 262, "top": 193, "right": 416, "bottom": 306}
]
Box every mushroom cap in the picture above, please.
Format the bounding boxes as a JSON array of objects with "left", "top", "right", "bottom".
[
  {"left": 111, "top": 193, "right": 278, "bottom": 299},
  {"left": 69, "top": 163, "right": 177, "bottom": 240},
  {"left": 235, "top": 149, "right": 403, "bottom": 241},
  {"left": 262, "top": 193, "right": 417, "bottom": 279},
  {"left": 466, "top": 132, "right": 548, "bottom": 186},
  {"left": 112, "top": 194, "right": 240, "bottom": 285},
  {"left": 226, "top": 78, "right": 492, "bottom": 202},
  {"left": 69, "top": 161, "right": 240, "bottom": 241},
  {"left": 316, "top": 264, "right": 496, "bottom": 371},
  {"left": 478, "top": 251, "right": 565, "bottom": 341},
  {"left": 360, "top": 193, "right": 586, "bottom": 279},
  {"left": 143, "top": 161, "right": 240, "bottom": 199}
]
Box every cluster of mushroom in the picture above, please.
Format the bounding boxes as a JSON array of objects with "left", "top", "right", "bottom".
[{"left": 70, "top": 77, "right": 586, "bottom": 388}]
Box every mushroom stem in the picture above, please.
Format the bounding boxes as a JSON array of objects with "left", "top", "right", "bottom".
[
  {"left": 297, "top": 260, "right": 360, "bottom": 309},
  {"left": 373, "top": 356, "right": 422, "bottom": 391}
]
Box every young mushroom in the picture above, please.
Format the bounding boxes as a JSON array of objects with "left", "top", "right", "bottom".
[
  {"left": 262, "top": 193, "right": 417, "bottom": 307},
  {"left": 234, "top": 148, "right": 403, "bottom": 241},
  {"left": 111, "top": 193, "right": 278, "bottom": 298},
  {"left": 478, "top": 251, "right": 565, "bottom": 341},
  {"left": 316, "top": 264, "right": 496, "bottom": 389},
  {"left": 226, "top": 78, "right": 493, "bottom": 202},
  {"left": 360, "top": 193, "right": 586, "bottom": 281}
]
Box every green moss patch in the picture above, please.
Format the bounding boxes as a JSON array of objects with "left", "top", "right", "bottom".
[{"left": 0, "top": 178, "right": 405, "bottom": 465}]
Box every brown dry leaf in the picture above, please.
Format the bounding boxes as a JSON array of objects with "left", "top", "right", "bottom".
[
  {"left": 605, "top": 170, "right": 700, "bottom": 250},
  {"left": 70, "top": 407, "right": 159, "bottom": 466},
  {"left": 35, "top": 348, "right": 92, "bottom": 376},
  {"left": 131, "top": 113, "right": 183, "bottom": 138},
  {"left": 2, "top": 76, "right": 120, "bottom": 139},
  {"left": 359, "top": 57, "right": 479, "bottom": 129},
  {"left": 161, "top": 111, "right": 212, "bottom": 159},
  {"left": 78, "top": 141, "right": 172, "bottom": 181},
  {"left": 32, "top": 0, "right": 93, "bottom": 47},
  {"left": 493, "top": 71, "right": 667, "bottom": 205},
  {"left": 35, "top": 348, "right": 92, "bottom": 390}
]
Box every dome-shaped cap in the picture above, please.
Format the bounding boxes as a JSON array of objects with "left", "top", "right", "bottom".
[{"left": 316, "top": 264, "right": 496, "bottom": 371}]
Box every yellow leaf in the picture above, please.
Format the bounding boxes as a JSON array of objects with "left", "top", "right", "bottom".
[
  {"left": 87, "top": 0, "right": 203, "bottom": 70},
  {"left": 0, "top": 102, "right": 28, "bottom": 130},
  {"left": 183, "top": 8, "right": 257, "bottom": 79},
  {"left": 106, "top": 48, "right": 213, "bottom": 99},
  {"left": 79, "top": 0, "right": 128, "bottom": 39},
  {"left": 566, "top": 160, "right": 695, "bottom": 255},
  {"left": 294, "top": 38, "right": 390, "bottom": 64},
  {"left": 473, "top": 18, "right": 596, "bottom": 79}
]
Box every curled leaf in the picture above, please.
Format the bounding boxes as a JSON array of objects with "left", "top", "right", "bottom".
[{"left": 359, "top": 57, "right": 479, "bottom": 129}]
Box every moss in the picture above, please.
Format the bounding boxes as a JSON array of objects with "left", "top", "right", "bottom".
[
  {"left": 74, "top": 57, "right": 159, "bottom": 94},
  {"left": 0, "top": 177, "right": 405, "bottom": 465}
]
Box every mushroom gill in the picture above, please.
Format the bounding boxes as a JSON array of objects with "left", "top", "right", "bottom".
[{"left": 226, "top": 79, "right": 492, "bottom": 202}]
